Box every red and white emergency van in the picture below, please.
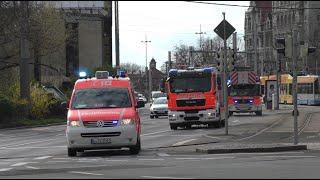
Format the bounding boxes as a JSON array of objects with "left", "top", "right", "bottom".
[
  {"left": 228, "top": 70, "right": 262, "bottom": 116},
  {"left": 66, "top": 71, "right": 143, "bottom": 156}
]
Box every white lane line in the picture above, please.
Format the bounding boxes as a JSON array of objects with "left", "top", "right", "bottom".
[
  {"left": 48, "top": 161, "right": 70, "bottom": 163},
  {"left": 138, "top": 159, "right": 164, "bottom": 161},
  {"left": 260, "top": 155, "right": 316, "bottom": 158},
  {"left": 202, "top": 157, "right": 235, "bottom": 160},
  {"left": 0, "top": 146, "right": 66, "bottom": 150},
  {"left": 174, "top": 158, "right": 200, "bottom": 160},
  {"left": 34, "top": 156, "right": 52, "bottom": 160},
  {"left": 0, "top": 138, "right": 61, "bottom": 149},
  {"left": 11, "top": 162, "right": 35, "bottom": 167},
  {"left": 0, "top": 168, "right": 13, "bottom": 172},
  {"left": 52, "top": 158, "right": 71, "bottom": 160},
  {"left": 157, "top": 153, "right": 170, "bottom": 157},
  {"left": 25, "top": 166, "right": 40, "bottom": 170},
  {"left": 141, "top": 175, "right": 194, "bottom": 179},
  {"left": 106, "top": 159, "right": 129, "bottom": 162},
  {"left": 142, "top": 130, "right": 171, "bottom": 136},
  {"left": 172, "top": 139, "right": 196, "bottom": 146},
  {"left": 69, "top": 171, "right": 104, "bottom": 176}
]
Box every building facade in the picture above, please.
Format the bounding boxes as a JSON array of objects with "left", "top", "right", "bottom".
[{"left": 245, "top": 1, "right": 320, "bottom": 76}]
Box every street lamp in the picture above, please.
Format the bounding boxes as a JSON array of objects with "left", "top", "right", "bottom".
[{"left": 141, "top": 34, "right": 151, "bottom": 101}]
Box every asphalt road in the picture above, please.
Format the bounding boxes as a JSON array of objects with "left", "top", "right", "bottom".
[{"left": 0, "top": 104, "right": 320, "bottom": 178}]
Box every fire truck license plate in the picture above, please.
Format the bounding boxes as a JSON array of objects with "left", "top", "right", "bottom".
[
  {"left": 91, "top": 138, "right": 111, "bottom": 144},
  {"left": 185, "top": 113, "right": 198, "bottom": 117}
]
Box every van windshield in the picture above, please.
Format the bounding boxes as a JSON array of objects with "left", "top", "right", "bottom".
[{"left": 72, "top": 88, "right": 132, "bottom": 109}]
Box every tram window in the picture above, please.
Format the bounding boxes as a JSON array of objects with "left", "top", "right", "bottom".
[
  {"left": 289, "top": 84, "right": 292, "bottom": 95},
  {"left": 298, "top": 83, "right": 313, "bottom": 94},
  {"left": 261, "top": 85, "right": 265, "bottom": 95},
  {"left": 280, "top": 84, "right": 285, "bottom": 94},
  {"left": 315, "top": 80, "right": 320, "bottom": 94}
]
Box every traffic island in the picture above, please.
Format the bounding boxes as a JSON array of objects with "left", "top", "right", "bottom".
[{"left": 196, "top": 143, "right": 307, "bottom": 154}]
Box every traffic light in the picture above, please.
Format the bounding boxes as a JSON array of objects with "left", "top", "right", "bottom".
[
  {"left": 300, "top": 45, "right": 316, "bottom": 58},
  {"left": 227, "top": 49, "right": 235, "bottom": 72},
  {"left": 308, "top": 47, "right": 316, "bottom": 54},
  {"left": 216, "top": 50, "right": 223, "bottom": 72},
  {"left": 276, "top": 35, "right": 292, "bottom": 58}
]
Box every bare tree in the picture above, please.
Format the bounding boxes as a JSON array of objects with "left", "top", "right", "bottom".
[{"left": 120, "top": 63, "right": 144, "bottom": 74}]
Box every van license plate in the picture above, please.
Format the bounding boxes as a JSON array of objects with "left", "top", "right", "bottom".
[{"left": 91, "top": 138, "right": 111, "bottom": 144}]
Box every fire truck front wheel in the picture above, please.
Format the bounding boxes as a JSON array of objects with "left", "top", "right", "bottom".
[{"left": 170, "top": 124, "right": 178, "bottom": 130}]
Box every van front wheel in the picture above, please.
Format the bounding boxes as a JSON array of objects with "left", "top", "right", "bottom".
[
  {"left": 68, "top": 148, "right": 77, "bottom": 157},
  {"left": 129, "top": 137, "right": 141, "bottom": 155}
]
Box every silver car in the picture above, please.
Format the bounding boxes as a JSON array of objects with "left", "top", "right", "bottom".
[{"left": 150, "top": 97, "right": 168, "bottom": 119}]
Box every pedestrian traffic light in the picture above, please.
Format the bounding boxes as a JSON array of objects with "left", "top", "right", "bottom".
[
  {"left": 276, "top": 36, "right": 292, "bottom": 58},
  {"left": 216, "top": 51, "right": 223, "bottom": 72}
]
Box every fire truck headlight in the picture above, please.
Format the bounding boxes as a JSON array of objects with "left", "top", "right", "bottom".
[
  {"left": 68, "top": 120, "right": 81, "bottom": 127},
  {"left": 234, "top": 100, "right": 238, "bottom": 103},
  {"left": 249, "top": 100, "right": 253, "bottom": 103}
]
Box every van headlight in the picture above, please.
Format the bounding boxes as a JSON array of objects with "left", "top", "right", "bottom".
[
  {"left": 68, "top": 120, "right": 81, "bottom": 127},
  {"left": 121, "top": 119, "right": 135, "bottom": 126}
]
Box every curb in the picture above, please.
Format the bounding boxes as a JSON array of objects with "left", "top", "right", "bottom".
[
  {"left": 196, "top": 145, "right": 307, "bottom": 154},
  {"left": 0, "top": 122, "right": 66, "bottom": 130}
]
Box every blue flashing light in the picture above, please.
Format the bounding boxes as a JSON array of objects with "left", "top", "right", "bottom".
[
  {"left": 169, "top": 69, "right": 178, "bottom": 77},
  {"left": 227, "top": 79, "right": 231, "bottom": 85},
  {"left": 203, "top": 67, "right": 213, "bottom": 73},
  {"left": 112, "top": 120, "right": 118, "bottom": 124},
  {"left": 249, "top": 100, "right": 254, "bottom": 103},
  {"left": 118, "top": 71, "right": 126, "bottom": 78},
  {"left": 79, "top": 71, "right": 87, "bottom": 78}
]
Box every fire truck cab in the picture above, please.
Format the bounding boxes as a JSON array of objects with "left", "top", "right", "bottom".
[
  {"left": 228, "top": 70, "right": 262, "bottom": 116},
  {"left": 164, "top": 67, "right": 225, "bottom": 130}
]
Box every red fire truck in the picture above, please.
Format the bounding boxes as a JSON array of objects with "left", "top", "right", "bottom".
[
  {"left": 162, "top": 67, "right": 225, "bottom": 130},
  {"left": 228, "top": 70, "right": 262, "bottom": 116}
]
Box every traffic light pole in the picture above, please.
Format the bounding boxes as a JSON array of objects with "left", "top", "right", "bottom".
[
  {"left": 292, "top": 29, "right": 298, "bottom": 145},
  {"left": 223, "top": 12, "right": 229, "bottom": 135}
]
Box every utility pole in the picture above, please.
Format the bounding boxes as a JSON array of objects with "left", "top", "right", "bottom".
[
  {"left": 19, "top": 1, "right": 31, "bottom": 102},
  {"left": 223, "top": 12, "right": 229, "bottom": 135},
  {"left": 141, "top": 34, "right": 151, "bottom": 101},
  {"left": 195, "top": 24, "right": 206, "bottom": 65},
  {"left": 115, "top": 1, "right": 120, "bottom": 68},
  {"left": 253, "top": 7, "right": 258, "bottom": 75},
  {"left": 168, "top": 51, "right": 172, "bottom": 71}
]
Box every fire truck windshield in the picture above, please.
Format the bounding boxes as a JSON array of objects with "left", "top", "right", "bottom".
[
  {"left": 229, "top": 84, "right": 260, "bottom": 96},
  {"left": 170, "top": 76, "right": 211, "bottom": 93}
]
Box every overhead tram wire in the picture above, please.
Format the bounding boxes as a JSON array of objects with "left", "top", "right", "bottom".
[{"left": 184, "top": 1, "right": 320, "bottom": 10}]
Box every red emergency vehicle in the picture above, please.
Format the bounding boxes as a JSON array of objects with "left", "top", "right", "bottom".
[
  {"left": 164, "top": 67, "right": 225, "bottom": 130},
  {"left": 228, "top": 70, "right": 262, "bottom": 116},
  {"left": 66, "top": 71, "right": 143, "bottom": 156}
]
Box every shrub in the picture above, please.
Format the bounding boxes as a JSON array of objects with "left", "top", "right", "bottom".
[
  {"left": 0, "top": 95, "right": 14, "bottom": 121},
  {"left": 29, "top": 83, "right": 52, "bottom": 119}
]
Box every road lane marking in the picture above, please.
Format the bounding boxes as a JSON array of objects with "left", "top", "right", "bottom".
[
  {"left": 11, "top": 162, "right": 36, "bottom": 167},
  {"left": 138, "top": 159, "right": 164, "bottom": 161},
  {"left": 172, "top": 139, "right": 196, "bottom": 146},
  {"left": 0, "top": 138, "right": 62, "bottom": 149},
  {"left": 69, "top": 171, "right": 104, "bottom": 176},
  {"left": 142, "top": 130, "right": 171, "bottom": 136},
  {"left": 34, "top": 156, "right": 52, "bottom": 160},
  {"left": 48, "top": 161, "right": 70, "bottom": 163},
  {"left": 157, "top": 153, "right": 170, "bottom": 157},
  {"left": 0, "top": 168, "right": 13, "bottom": 172},
  {"left": 0, "top": 146, "right": 66, "bottom": 150},
  {"left": 105, "top": 159, "right": 129, "bottom": 162},
  {"left": 141, "top": 176, "right": 194, "bottom": 179},
  {"left": 174, "top": 158, "right": 200, "bottom": 160},
  {"left": 25, "top": 166, "right": 40, "bottom": 170}
]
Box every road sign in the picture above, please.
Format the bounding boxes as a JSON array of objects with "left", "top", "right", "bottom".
[{"left": 214, "top": 19, "right": 235, "bottom": 40}]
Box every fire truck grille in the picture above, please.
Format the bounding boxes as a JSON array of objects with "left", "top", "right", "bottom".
[{"left": 176, "top": 99, "right": 205, "bottom": 107}]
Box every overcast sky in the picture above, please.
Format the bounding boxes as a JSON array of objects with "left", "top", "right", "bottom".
[{"left": 113, "top": 1, "right": 250, "bottom": 70}]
